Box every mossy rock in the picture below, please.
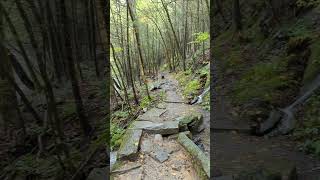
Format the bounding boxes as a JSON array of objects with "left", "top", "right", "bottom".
[
  {"left": 176, "top": 113, "right": 203, "bottom": 132},
  {"left": 177, "top": 133, "right": 210, "bottom": 179}
]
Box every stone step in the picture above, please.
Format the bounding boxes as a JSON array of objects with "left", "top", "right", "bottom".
[{"left": 130, "top": 120, "right": 179, "bottom": 135}]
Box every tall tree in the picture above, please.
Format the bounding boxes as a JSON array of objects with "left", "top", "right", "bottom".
[{"left": 61, "top": 0, "right": 92, "bottom": 136}]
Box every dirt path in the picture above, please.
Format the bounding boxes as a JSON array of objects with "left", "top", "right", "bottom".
[
  {"left": 213, "top": 67, "right": 320, "bottom": 179},
  {"left": 112, "top": 73, "right": 210, "bottom": 180}
]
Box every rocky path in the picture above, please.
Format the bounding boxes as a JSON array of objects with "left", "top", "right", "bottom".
[
  {"left": 111, "top": 73, "right": 210, "bottom": 180},
  {"left": 213, "top": 76, "right": 320, "bottom": 179}
]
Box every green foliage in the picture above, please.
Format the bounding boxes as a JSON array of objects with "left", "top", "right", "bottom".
[
  {"left": 111, "top": 123, "right": 125, "bottom": 151},
  {"left": 184, "top": 79, "right": 201, "bottom": 97},
  {"left": 140, "top": 95, "right": 153, "bottom": 109},
  {"left": 112, "top": 110, "right": 129, "bottom": 119},
  {"left": 233, "top": 58, "right": 294, "bottom": 104},
  {"left": 192, "top": 32, "right": 210, "bottom": 44},
  {"left": 296, "top": 0, "right": 320, "bottom": 8}
]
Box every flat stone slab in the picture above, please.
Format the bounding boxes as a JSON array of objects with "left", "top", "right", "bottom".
[
  {"left": 118, "top": 129, "right": 143, "bottom": 160},
  {"left": 130, "top": 121, "right": 179, "bottom": 135}
]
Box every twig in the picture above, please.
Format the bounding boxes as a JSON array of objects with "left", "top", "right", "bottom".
[{"left": 111, "top": 164, "right": 141, "bottom": 174}]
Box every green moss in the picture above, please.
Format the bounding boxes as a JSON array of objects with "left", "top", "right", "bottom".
[
  {"left": 111, "top": 123, "right": 125, "bottom": 151},
  {"left": 233, "top": 57, "right": 294, "bottom": 104},
  {"left": 139, "top": 95, "right": 153, "bottom": 109},
  {"left": 183, "top": 79, "right": 201, "bottom": 98}
]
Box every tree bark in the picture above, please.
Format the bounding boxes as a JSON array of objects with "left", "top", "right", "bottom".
[{"left": 61, "top": 0, "right": 92, "bottom": 136}]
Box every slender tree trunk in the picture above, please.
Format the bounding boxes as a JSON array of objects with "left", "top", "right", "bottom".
[
  {"left": 233, "top": 0, "right": 242, "bottom": 31},
  {"left": 127, "top": 0, "right": 151, "bottom": 100},
  {"left": 126, "top": 5, "right": 139, "bottom": 104},
  {"left": 61, "top": 0, "right": 92, "bottom": 136}
]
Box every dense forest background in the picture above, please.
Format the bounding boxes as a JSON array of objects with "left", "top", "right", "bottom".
[
  {"left": 0, "top": 0, "right": 110, "bottom": 179},
  {"left": 110, "top": 0, "right": 210, "bottom": 151}
]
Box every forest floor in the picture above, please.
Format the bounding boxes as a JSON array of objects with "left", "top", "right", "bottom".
[
  {"left": 212, "top": 64, "right": 320, "bottom": 179},
  {"left": 112, "top": 72, "right": 210, "bottom": 180}
]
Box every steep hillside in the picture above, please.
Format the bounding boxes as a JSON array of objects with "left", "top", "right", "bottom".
[{"left": 213, "top": 0, "right": 320, "bottom": 157}]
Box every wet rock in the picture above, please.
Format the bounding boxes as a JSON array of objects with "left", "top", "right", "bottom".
[
  {"left": 177, "top": 133, "right": 210, "bottom": 178},
  {"left": 87, "top": 167, "right": 108, "bottom": 180},
  {"left": 118, "top": 129, "right": 143, "bottom": 160}
]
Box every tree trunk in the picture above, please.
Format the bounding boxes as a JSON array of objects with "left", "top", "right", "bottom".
[
  {"left": 233, "top": 0, "right": 242, "bottom": 31},
  {"left": 127, "top": 0, "right": 151, "bottom": 100},
  {"left": 61, "top": 0, "right": 92, "bottom": 136}
]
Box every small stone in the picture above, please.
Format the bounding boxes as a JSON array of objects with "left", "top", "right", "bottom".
[
  {"left": 153, "top": 147, "right": 169, "bottom": 163},
  {"left": 154, "top": 134, "right": 163, "bottom": 143},
  {"left": 171, "top": 160, "right": 184, "bottom": 171}
]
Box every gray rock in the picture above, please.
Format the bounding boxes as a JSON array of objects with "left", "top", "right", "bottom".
[
  {"left": 144, "top": 121, "right": 179, "bottom": 135},
  {"left": 131, "top": 121, "right": 179, "bottom": 135},
  {"left": 154, "top": 134, "right": 163, "bottom": 143},
  {"left": 118, "top": 129, "right": 143, "bottom": 160},
  {"left": 87, "top": 167, "right": 108, "bottom": 180},
  {"left": 175, "top": 114, "right": 203, "bottom": 132},
  {"left": 171, "top": 160, "right": 185, "bottom": 171},
  {"left": 153, "top": 147, "right": 169, "bottom": 163},
  {"left": 140, "top": 138, "right": 153, "bottom": 153}
]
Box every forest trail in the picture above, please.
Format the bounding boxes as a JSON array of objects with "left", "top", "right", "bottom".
[
  {"left": 112, "top": 72, "right": 210, "bottom": 180},
  {"left": 212, "top": 71, "right": 320, "bottom": 179}
]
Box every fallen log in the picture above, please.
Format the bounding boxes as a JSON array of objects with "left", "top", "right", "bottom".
[
  {"left": 258, "top": 74, "right": 320, "bottom": 136},
  {"left": 190, "top": 87, "right": 210, "bottom": 105}
]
